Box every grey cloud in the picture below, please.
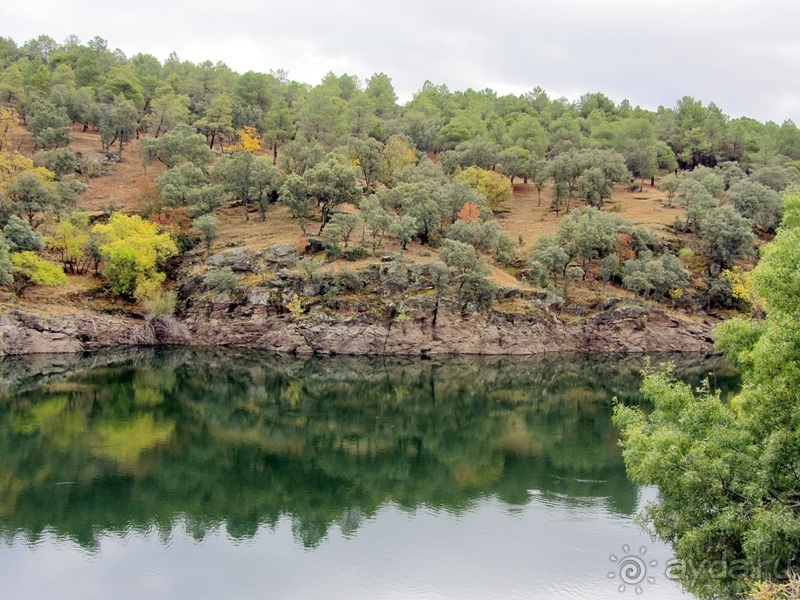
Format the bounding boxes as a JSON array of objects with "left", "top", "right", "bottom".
[{"left": 4, "top": 0, "right": 799, "bottom": 122}]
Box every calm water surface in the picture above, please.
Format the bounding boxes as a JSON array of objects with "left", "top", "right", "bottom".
[{"left": 0, "top": 350, "right": 738, "bottom": 599}]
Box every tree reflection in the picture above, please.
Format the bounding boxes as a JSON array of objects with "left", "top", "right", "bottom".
[{"left": 0, "top": 349, "right": 737, "bottom": 549}]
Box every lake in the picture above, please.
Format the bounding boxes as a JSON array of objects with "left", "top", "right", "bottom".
[{"left": 0, "top": 349, "right": 738, "bottom": 599}]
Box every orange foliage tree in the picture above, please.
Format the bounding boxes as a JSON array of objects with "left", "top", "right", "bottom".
[{"left": 457, "top": 202, "right": 481, "bottom": 223}]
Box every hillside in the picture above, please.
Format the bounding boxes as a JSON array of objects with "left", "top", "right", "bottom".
[{"left": 2, "top": 33, "right": 796, "bottom": 352}]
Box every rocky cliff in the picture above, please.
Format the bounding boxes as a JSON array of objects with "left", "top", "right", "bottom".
[
  {"left": 0, "top": 246, "right": 717, "bottom": 357},
  {"left": 0, "top": 301, "right": 715, "bottom": 357}
]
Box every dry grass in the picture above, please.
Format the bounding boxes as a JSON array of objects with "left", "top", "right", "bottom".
[
  {"left": 2, "top": 273, "right": 104, "bottom": 317},
  {"left": 10, "top": 130, "right": 698, "bottom": 315},
  {"left": 499, "top": 181, "right": 680, "bottom": 256},
  {"left": 69, "top": 129, "right": 684, "bottom": 266},
  {"left": 70, "top": 126, "right": 163, "bottom": 213}
]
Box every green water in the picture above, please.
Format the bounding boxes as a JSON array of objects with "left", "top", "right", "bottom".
[{"left": 0, "top": 349, "right": 737, "bottom": 599}]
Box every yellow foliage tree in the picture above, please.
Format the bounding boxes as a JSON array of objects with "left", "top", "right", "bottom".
[
  {"left": 10, "top": 251, "right": 67, "bottom": 295},
  {"left": 721, "top": 266, "right": 755, "bottom": 311},
  {"left": 0, "top": 151, "right": 34, "bottom": 190},
  {"left": 457, "top": 166, "right": 513, "bottom": 211},
  {"left": 381, "top": 137, "right": 417, "bottom": 187},
  {"left": 228, "top": 126, "right": 262, "bottom": 152},
  {"left": 45, "top": 212, "right": 91, "bottom": 274},
  {"left": 92, "top": 213, "right": 177, "bottom": 301},
  {"left": 0, "top": 107, "right": 24, "bottom": 153}
]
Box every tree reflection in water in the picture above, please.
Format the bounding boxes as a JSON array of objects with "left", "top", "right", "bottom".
[{"left": 0, "top": 349, "right": 737, "bottom": 549}]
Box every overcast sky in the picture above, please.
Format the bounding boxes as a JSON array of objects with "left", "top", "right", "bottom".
[{"left": 5, "top": 0, "right": 800, "bottom": 123}]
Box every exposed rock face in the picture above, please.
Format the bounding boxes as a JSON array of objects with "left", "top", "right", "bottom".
[
  {"left": 0, "top": 301, "right": 715, "bottom": 357},
  {"left": 182, "top": 298, "right": 714, "bottom": 356},
  {"left": 0, "top": 245, "right": 716, "bottom": 357},
  {"left": 0, "top": 310, "right": 187, "bottom": 357}
]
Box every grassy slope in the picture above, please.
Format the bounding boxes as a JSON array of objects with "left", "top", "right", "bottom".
[{"left": 10, "top": 126, "right": 703, "bottom": 316}]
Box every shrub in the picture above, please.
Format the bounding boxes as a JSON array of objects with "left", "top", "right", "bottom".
[
  {"left": 203, "top": 267, "right": 240, "bottom": 294},
  {"left": 344, "top": 246, "right": 368, "bottom": 261},
  {"left": 143, "top": 291, "right": 177, "bottom": 316}
]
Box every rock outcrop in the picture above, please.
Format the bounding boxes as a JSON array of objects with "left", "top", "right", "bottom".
[
  {"left": 182, "top": 297, "right": 713, "bottom": 356},
  {"left": 0, "top": 301, "right": 715, "bottom": 357},
  {"left": 0, "top": 246, "right": 717, "bottom": 357}
]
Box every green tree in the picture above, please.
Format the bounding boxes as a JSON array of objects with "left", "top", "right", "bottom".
[
  {"left": 726, "top": 179, "right": 783, "bottom": 231},
  {"left": 530, "top": 234, "right": 568, "bottom": 283},
  {"left": 143, "top": 87, "right": 190, "bottom": 138},
  {"left": 750, "top": 164, "right": 800, "bottom": 192},
  {"left": 98, "top": 65, "right": 145, "bottom": 110},
  {"left": 214, "top": 151, "right": 278, "bottom": 221},
  {"left": 0, "top": 64, "right": 26, "bottom": 108},
  {"left": 365, "top": 72, "right": 398, "bottom": 120},
  {"left": 716, "top": 160, "right": 746, "bottom": 190},
  {"left": 658, "top": 173, "right": 681, "bottom": 207},
  {"left": 279, "top": 173, "right": 312, "bottom": 234},
  {"left": 158, "top": 163, "right": 223, "bottom": 216},
  {"left": 196, "top": 93, "right": 234, "bottom": 150},
  {"left": 278, "top": 138, "right": 325, "bottom": 176},
  {"left": 398, "top": 108, "right": 441, "bottom": 152},
  {"left": 296, "top": 85, "right": 348, "bottom": 147},
  {"left": 623, "top": 252, "right": 689, "bottom": 301},
  {"left": 193, "top": 214, "right": 219, "bottom": 257},
  {"left": 249, "top": 157, "right": 280, "bottom": 221},
  {"left": 3, "top": 214, "right": 44, "bottom": 251},
  {"left": 204, "top": 266, "right": 240, "bottom": 294},
  {"left": 701, "top": 205, "right": 755, "bottom": 268},
  {"left": 677, "top": 179, "right": 716, "bottom": 233},
  {"left": 345, "top": 90, "right": 379, "bottom": 139},
  {"left": 33, "top": 148, "right": 77, "bottom": 178},
  {"left": 628, "top": 140, "right": 658, "bottom": 187},
  {"left": 439, "top": 239, "right": 496, "bottom": 308},
  {"left": 557, "top": 207, "right": 620, "bottom": 275},
  {"left": 498, "top": 146, "right": 531, "bottom": 183},
  {"left": 614, "top": 193, "right": 800, "bottom": 598},
  {"left": 443, "top": 137, "right": 500, "bottom": 172},
  {"left": 26, "top": 99, "right": 72, "bottom": 149},
  {"left": 263, "top": 98, "right": 294, "bottom": 164},
  {"left": 69, "top": 87, "right": 95, "bottom": 131},
  {"left": 346, "top": 137, "right": 383, "bottom": 194},
  {"left": 434, "top": 179, "right": 485, "bottom": 225},
  {"left": 304, "top": 154, "right": 362, "bottom": 232},
  {"left": 600, "top": 253, "right": 619, "bottom": 294},
  {"left": 321, "top": 212, "right": 362, "bottom": 256},
  {"left": 96, "top": 96, "right": 139, "bottom": 159},
  {"left": 391, "top": 215, "right": 417, "bottom": 251},
  {"left": 399, "top": 182, "right": 442, "bottom": 245},
  {"left": 141, "top": 124, "right": 213, "bottom": 170},
  {"left": 360, "top": 196, "right": 392, "bottom": 254},
  {"left": 525, "top": 157, "right": 549, "bottom": 206},
  {"left": 506, "top": 113, "right": 548, "bottom": 157},
  {"left": 5, "top": 170, "right": 60, "bottom": 227},
  {"left": 0, "top": 232, "right": 12, "bottom": 286},
  {"left": 684, "top": 165, "right": 724, "bottom": 198},
  {"left": 576, "top": 166, "right": 613, "bottom": 208}
]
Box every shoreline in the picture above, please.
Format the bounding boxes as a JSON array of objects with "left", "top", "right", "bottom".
[{"left": 0, "top": 302, "right": 717, "bottom": 357}]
